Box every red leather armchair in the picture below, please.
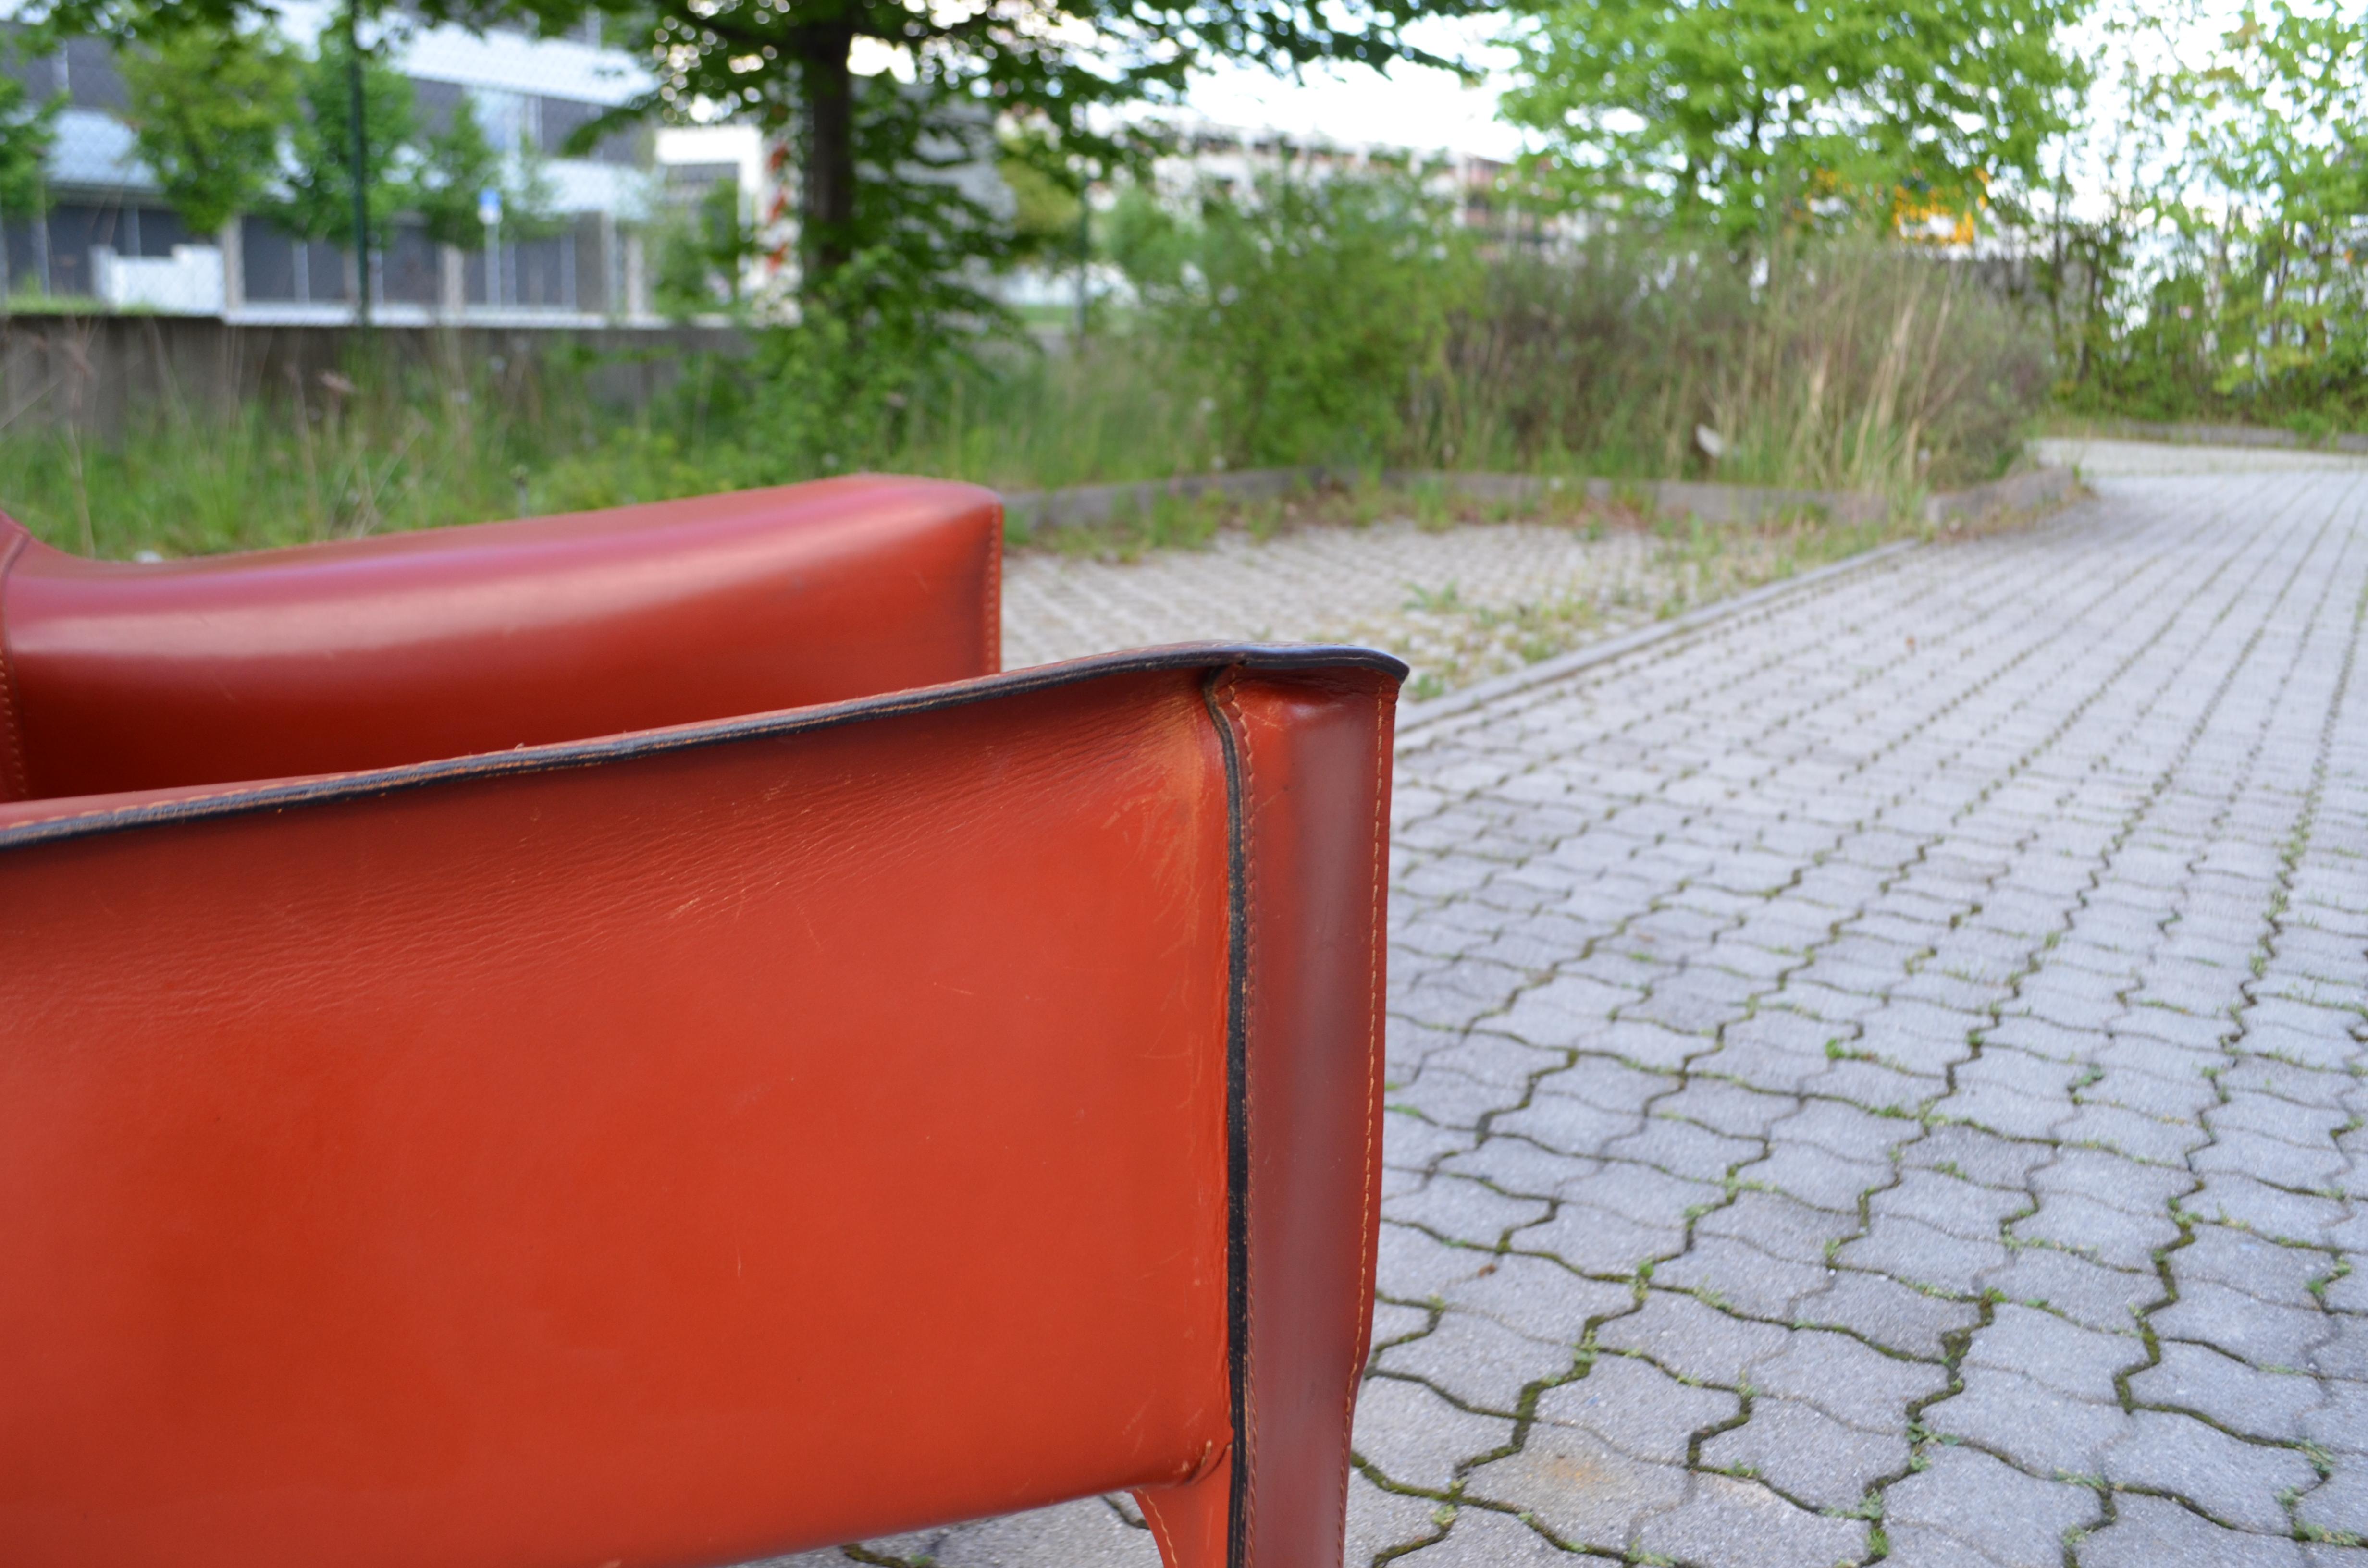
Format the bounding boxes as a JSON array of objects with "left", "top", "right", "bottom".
[{"left": 0, "top": 477, "right": 1402, "bottom": 1568}]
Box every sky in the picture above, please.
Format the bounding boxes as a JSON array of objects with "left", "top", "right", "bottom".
[{"left": 1177, "top": 15, "right": 1529, "bottom": 162}]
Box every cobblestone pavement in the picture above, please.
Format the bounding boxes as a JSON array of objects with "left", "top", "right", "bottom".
[
  {"left": 1002, "top": 519, "right": 1681, "bottom": 696},
  {"left": 768, "top": 467, "right": 2368, "bottom": 1567}
]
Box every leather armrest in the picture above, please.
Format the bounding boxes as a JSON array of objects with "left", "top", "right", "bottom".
[
  {"left": 0, "top": 645, "right": 1405, "bottom": 1568},
  {"left": 0, "top": 475, "right": 1002, "bottom": 798}
]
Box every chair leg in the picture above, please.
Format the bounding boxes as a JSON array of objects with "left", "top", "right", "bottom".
[{"left": 1134, "top": 1451, "right": 1231, "bottom": 1568}]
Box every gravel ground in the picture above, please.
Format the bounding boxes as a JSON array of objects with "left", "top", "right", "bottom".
[{"left": 1003, "top": 513, "right": 1854, "bottom": 698}]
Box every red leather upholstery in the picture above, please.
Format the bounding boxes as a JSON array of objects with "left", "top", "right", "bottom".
[
  {"left": 0, "top": 482, "right": 1400, "bottom": 1568},
  {"left": 0, "top": 475, "right": 1002, "bottom": 800}
]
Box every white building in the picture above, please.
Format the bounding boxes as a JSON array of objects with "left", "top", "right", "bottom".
[{"left": 0, "top": 5, "right": 764, "bottom": 323}]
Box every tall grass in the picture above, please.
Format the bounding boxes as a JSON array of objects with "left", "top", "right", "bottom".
[
  {"left": 1428, "top": 239, "right": 2047, "bottom": 492},
  {"left": 0, "top": 194, "right": 2052, "bottom": 559}
]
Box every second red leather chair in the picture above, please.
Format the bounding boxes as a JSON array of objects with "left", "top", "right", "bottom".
[{"left": 0, "top": 477, "right": 1402, "bottom": 1568}]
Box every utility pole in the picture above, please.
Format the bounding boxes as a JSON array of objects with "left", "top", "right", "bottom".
[
  {"left": 347, "top": 0, "right": 370, "bottom": 328},
  {"left": 1074, "top": 165, "right": 1090, "bottom": 344}
]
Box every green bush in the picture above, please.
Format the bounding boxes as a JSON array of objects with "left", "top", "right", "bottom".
[{"left": 0, "top": 172, "right": 2056, "bottom": 558}]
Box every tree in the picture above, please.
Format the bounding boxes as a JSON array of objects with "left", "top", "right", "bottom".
[
  {"left": 280, "top": 23, "right": 416, "bottom": 249},
  {"left": 2173, "top": 0, "right": 2368, "bottom": 399},
  {"left": 19, "top": 0, "right": 1484, "bottom": 314},
  {"left": 117, "top": 15, "right": 299, "bottom": 236},
  {"left": 416, "top": 93, "right": 561, "bottom": 250},
  {"left": 1123, "top": 167, "right": 1476, "bottom": 466},
  {"left": 1500, "top": 0, "right": 2092, "bottom": 245},
  {"left": 415, "top": 92, "right": 503, "bottom": 251},
  {"left": 0, "top": 69, "right": 59, "bottom": 231},
  {"left": 456, "top": 0, "right": 1484, "bottom": 304}
]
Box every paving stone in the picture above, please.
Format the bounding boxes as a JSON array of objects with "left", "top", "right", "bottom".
[
  {"left": 2173, "top": 1225, "right": 2337, "bottom": 1311},
  {"left": 1656, "top": 1078, "right": 1800, "bottom": 1140},
  {"left": 1926, "top": 1365, "right": 2132, "bottom": 1475},
  {"left": 1385, "top": 1111, "right": 1481, "bottom": 1172},
  {"left": 2219, "top": 1055, "right": 2360, "bottom": 1108},
  {"left": 1904, "top": 1123, "right": 2057, "bottom": 1190},
  {"left": 1654, "top": 1233, "right": 1833, "bottom": 1320},
  {"left": 915, "top": 1496, "right": 1162, "bottom": 1568},
  {"left": 1978, "top": 1247, "right": 2161, "bottom": 1333},
  {"left": 1769, "top": 1097, "right": 1923, "bottom": 1165},
  {"left": 1696, "top": 1189, "right": 1863, "bottom": 1265},
  {"left": 2312, "top": 1315, "right": 2368, "bottom": 1381},
  {"left": 1699, "top": 1394, "right": 1904, "bottom": 1510},
  {"left": 1883, "top": 1443, "right": 2104, "bottom": 1567},
  {"left": 1416, "top": 1033, "right": 1572, "bottom": 1091},
  {"left": 2298, "top": 1459, "right": 2368, "bottom": 1541},
  {"left": 1374, "top": 1308, "right": 1580, "bottom": 1414},
  {"left": 1512, "top": 1202, "right": 1685, "bottom": 1278},
  {"left": 1794, "top": 1266, "right": 1984, "bottom": 1359},
  {"left": 2077, "top": 1492, "right": 2305, "bottom": 1568},
  {"left": 1633, "top": 1472, "right": 1869, "bottom": 1568},
  {"left": 1964, "top": 1304, "right": 2146, "bottom": 1402},
  {"left": 2129, "top": 1340, "right": 2325, "bottom": 1442},
  {"left": 1344, "top": 1469, "right": 1453, "bottom": 1566},
  {"left": 2214, "top": 1092, "right": 2358, "bottom": 1150},
  {"left": 2302, "top": 1380, "right": 2368, "bottom": 1456},
  {"left": 1461, "top": 1421, "right": 1689, "bottom": 1553},
  {"left": 1556, "top": 1159, "right": 1725, "bottom": 1228},
  {"left": 1394, "top": 1069, "right": 1523, "bottom": 1132},
  {"left": 1376, "top": 1222, "right": 1493, "bottom": 1302},
  {"left": 1750, "top": 1327, "right": 1950, "bottom": 1433},
  {"left": 1436, "top": 1136, "right": 1600, "bottom": 1199},
  {"left": 2056, "top": 1102, "right": 2213, "bottom": 1163},
  {"left": 739, "top": 1547, "right": 858, "bottom": 1567},
  {"left": 2196, "top": 1130, "right": 2351, "bottom": 1191},
  {"left": 1533, "top": 1351, "right": 1739, "bottom": 1463},
  {"left": 1593, "top": 1290, "right": 1791, "bottom": 1387},
  {"left": 2034, "top": 1145, "right": 2199, "bottom": 1216},
  {"left": 1440, "top": 1252, "right": 1635, "bottom": 1346},
  {"left": 2012, "top": 1191, "right": 2184, "bottom": 1270},
  {"left": 1739, "top": 1141, "right": 1895, "bottom": 1212},
  {"left": 2101, "top": 1409, "right": 2319, "bottom": 1533},
  {"left": 2084, "top": 1064, "right": 2224, "bottom": 1122},
  {"left": 1240, "top": 471, "right": 2368, "bottom": 1568},
  {"left": 1389, "top": 1174, "right": 1555, "bottom": 1248},
  {"left": 2155, "top": 1280, "right": 2333, "bottom": 1369},
  {"left": 1353, "top": 1373, "right": 1519, "bottom": 1491},
  {"left": 1383, "top": 1503, "right": 1562, "bottom": 1566},
  {"left": 1839, "top": 1212, "right": 2008, "bottom": 1296},
  {"left": 1798, "top": 1055, "right": 1943, "bottom": 1114},
  {"left": 1370, "top": 1299, "right": 1436, "bottom": 1354},
  {"left": 1601, "top": 1115, "right": 1761, "bottom": 1182},
  {"left": 1532, "top": 1055, "right": 1678, "bottom": 1115},
  {"left": 1873, "top": 1168, "right": 2034, "bottom": 1240}
]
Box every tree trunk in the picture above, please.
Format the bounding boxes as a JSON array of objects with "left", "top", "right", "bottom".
[{"left": 797, "top": 23, "right": 856, "bottom": 293}]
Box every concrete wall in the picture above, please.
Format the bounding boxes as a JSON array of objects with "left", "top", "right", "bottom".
[{"left": 0, "top": 315, "right": 747, "bottom": 438}]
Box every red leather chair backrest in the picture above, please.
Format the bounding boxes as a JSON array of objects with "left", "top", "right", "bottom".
[
  {"left": 0, "top": 646, "right": 1401, "bottom": 1568},
  {"left": 0, "top": 475, "right": 1001, "bottom": 800}
]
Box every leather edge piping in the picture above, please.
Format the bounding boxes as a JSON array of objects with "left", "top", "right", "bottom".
[
  {"left": 1200, "top": 668, "right": 1252, "bottom": 1568},
  {"left": 984, "top": 502, "right": 1004, "bottom": 675},
  {"left": 0, "top": 524, "right": 30, "bottom": 802},
  {"left": 0, "top": 642, "right": 1407, "bottom": 853}
]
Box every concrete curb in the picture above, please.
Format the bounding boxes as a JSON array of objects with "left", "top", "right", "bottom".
[
  {"left": 1924, "top": 465, "right": 2075, "bottom": 522},
  {"left": 1003, "top": 465, "right": 2068, "bottom": 536},
  {"left": 2075, "top": 418, "right": 2368, "bottom": 454},
  {"left": 1391, "top": 539, "right": 1928, "bottom": 750}
]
